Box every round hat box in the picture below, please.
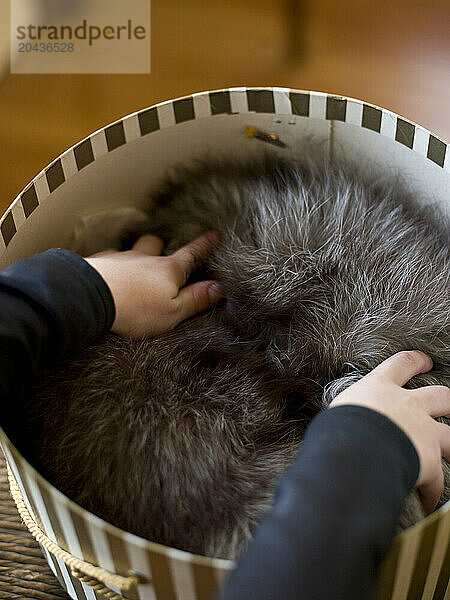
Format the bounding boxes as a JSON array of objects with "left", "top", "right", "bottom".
[{"left": 0, "top": 87, "right": 449, "bottom": 600}]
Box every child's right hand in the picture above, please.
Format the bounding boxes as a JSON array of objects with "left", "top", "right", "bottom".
[
  {"left": 329, "top": 351, "right": 450, "bottom": 514},
  {"left": 84, "top": 232, "right": 223, "bottom": 339}
]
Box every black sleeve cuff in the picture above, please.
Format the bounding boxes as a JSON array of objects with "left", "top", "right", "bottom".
[
  {"left": 308, "top": 404, "right": 420, "bottom": 494},
  {"left": 220, "top": 405, "right": 420, "bottom": 600},
  {"left": 0, "top": 248, "right": 115, "bottom": 366}
]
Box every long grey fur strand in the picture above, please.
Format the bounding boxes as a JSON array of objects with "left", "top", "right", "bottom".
[{"left": 9, "top": 151, "right": 449, "bottom": 560}]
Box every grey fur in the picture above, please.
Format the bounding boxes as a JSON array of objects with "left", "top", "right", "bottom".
[{"left": 10, "top": 152, "right": 449, "bottom": 560}]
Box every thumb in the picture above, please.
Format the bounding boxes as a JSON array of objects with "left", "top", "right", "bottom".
[
  {"left": 418, "top": 468, "right": 444, "bottom": 514},
  {"left": 174, "top": 280, "right": 223, "bottom": 323},
  {"left": 368, "top": 351, "right": 433, "bottom": 387}
]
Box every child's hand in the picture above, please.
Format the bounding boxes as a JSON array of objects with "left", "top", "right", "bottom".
[
  {"left": 85, "top": 232, "right": 223, "bottom": 338},
  {"left": 329, "top": 351, "right": 450, "bottom": 514}
]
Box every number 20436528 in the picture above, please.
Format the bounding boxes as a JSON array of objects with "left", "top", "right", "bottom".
[{"left": 18, "top": 42, "right": 74, "bottom": 52}]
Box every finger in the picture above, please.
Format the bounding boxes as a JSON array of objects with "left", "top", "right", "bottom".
[
  {"left": 132, "top": 234, "right": 165, "bottom": 256},
  {"left": 418, "top": 468, "right": 444, "bottom": 514},
  {"left": 170, "top": 232, "right": 221, "bottom": 286},
  {"left": 87, "top": 247, "right": 118, "bottom": 258},
  {"left": 368, "top": 351, "right": 433, "bottom": 387},
  {"left": 173, "top": 280, "right": 223, "bottom": 323},
  {"left": 436, "top": 421, "right": 450, "bottom": 461},
  {"left": 410, "top": 386, "right": 450, "bottom": 418}
]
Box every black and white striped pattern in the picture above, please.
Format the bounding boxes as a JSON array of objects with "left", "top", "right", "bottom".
[
  {"left": 1, "top": 430, "right": 231, "bottom": 600},
  {"left": 2, "top": 425, "right": 449, "bottom": 600},
  {"left": 1, "top": 87, "right": 449, "bottom": 599},
  {"left": 1, "top": 88, "right": 448, "bottom": 250}
]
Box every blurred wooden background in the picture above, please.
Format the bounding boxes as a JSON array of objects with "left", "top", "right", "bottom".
[{"left": 0, "top": 0, "right": 449, "bottom": 216}]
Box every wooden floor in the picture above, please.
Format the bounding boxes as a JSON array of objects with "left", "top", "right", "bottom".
[{"left": 0, "top": 0, "right": 449, "bottom": 215}]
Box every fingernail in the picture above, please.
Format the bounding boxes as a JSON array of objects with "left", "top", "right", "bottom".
[{"left": 207, "top": 281, "right": 223, "bottom": 302}]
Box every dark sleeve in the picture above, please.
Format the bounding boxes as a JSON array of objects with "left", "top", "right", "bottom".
[
  {"left": 219, "top": 404, "right": 420, "bottom": 600},
  {"left": 0, "top": 250, "right": 421, "bottom": 600},
  {"left": 0, "top": 248, "right": 115, "bottom": 400}
]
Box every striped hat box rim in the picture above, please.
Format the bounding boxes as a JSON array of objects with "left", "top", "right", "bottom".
[
  {"left": 1, "top": 87, "right": 448, "bottom": 250},
  {"left": 0, "top": 88, "right": 448, "bottom": 600}
]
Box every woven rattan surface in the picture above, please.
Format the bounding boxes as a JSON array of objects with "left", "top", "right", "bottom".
[{"left": 0, "top": 451, "right": 69, "bottom": 600}]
